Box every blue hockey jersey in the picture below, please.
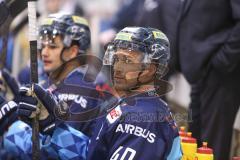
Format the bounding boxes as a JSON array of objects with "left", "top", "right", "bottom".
[
  {"left": 3, "top": 66, "right": 111, "bottom": 160},
  {"left": 48, "top": 66, "right": 106, "bottom": 137},
  {"left": 4, "top": 120, "right": 89, "bottom": 160},
  {"left": 87, "top": 92, "right": 182, "bottom": 160}
]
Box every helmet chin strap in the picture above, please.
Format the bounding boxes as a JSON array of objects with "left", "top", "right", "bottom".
[
  {"left": 127, "top": 71, "right": 143, "bottom": 91},
  {"left": 47, "top": 47, "right": 67, "bottom": 81},
  {"left": 126, "top": 65, "right": 150, "bottom": 92},
  {"left": 112, "top": 65, "right": 143, "bottom": 93},
  {"left": 112, "top": 64, "right": 153, "bottom": 95},
  {"left": 60, "top": 47, "right": 67, "bottom": 63},
  {"left": 127, "top": 65, "right": 155, "bottom": 93},
  {"left": 48, "top": 47, "right": 79, "bottom": 83}
]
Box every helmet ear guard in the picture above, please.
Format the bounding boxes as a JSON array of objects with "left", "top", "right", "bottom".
[
  {"left": 149, "top": 42, "right": 170, "bottom": 78},
  {"left": 63, "top": 24, "right": 91, "bottom": 52},
  {"left": 77, "top": 30, "right": 91, "bottom": 52},
  {"left": 155, "top": 63, "right": 169, "bottom": 78},
  {"left": 60, "top": 15, "right": 91, "bottom": 52},
  {"left": 62, "top": 35, "right": 72, "bottom": 47}
]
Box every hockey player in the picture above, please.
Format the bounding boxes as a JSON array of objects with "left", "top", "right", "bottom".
[
  {"left": 87, "top": 27, "right": 182, "bottom": 160},
  {"left": 35, "top": 14, "right": 104, "bottom": 136},
  {"left": 3, "top": 14, "right": 108, "bottom": 159},
  {"left": 0, "top": 68, "right": 20, "bottom": 136}
]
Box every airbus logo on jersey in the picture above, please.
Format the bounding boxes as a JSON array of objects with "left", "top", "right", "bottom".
[
  {"left": 58, "top": 93, "right": 87, "bottom": 108},
  {"left": 0, "top": 101, "right": 17, "bottom": 120},
  {"left": 116, "top": 123, "right": 156, "bottom": 143}
]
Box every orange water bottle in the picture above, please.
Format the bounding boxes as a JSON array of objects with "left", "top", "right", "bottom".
[
  {"left": 179, "top": 126, "right": 187, "bottom": 138},
  {"left": 181, "top": 132, "right": 197, "bottom": 160},
  {"left": 195, "top": 142, "right": 214, "bottom": 160}
]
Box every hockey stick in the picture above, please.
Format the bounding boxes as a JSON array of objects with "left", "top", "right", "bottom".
[{"left": 27, "top": 0, "right": 40, "bottom": 159}]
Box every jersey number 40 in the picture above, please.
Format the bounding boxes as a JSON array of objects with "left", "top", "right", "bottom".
[{"left": 110, "top": 146, "right": 136, "bottom": 160}]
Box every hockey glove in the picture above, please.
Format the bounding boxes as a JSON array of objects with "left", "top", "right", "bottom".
[
  {"left": 18, "top": 83, "right": 69, "bottom": 135},
  {"left": 0, "top": 95, "right": 18, "bottom": 136}
]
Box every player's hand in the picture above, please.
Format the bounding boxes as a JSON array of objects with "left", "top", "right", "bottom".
[{"left": 17, "top": 84, "right": 69, "bottom": 135}]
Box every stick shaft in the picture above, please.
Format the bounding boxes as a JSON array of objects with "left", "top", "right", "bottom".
[{"left": 27, "top": 1, "right": 40, "bottom": 159}]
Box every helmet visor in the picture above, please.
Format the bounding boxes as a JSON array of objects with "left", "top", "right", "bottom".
[
  {"left": 38, "top": 29, "right": 62, "bottom": 49},
  {"left": 103, "top": 42, "right": 152, "bottom": 66}
]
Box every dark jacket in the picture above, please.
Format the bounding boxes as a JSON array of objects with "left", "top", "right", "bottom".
[
  {"left": 136, "top": 0, "right": 240, "bottom": 84},
  {"left": 110, "top": 0, "right": 144, "bottom": 31}
]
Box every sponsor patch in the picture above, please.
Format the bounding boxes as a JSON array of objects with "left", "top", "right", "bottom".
[
  {"left": 72, "top": 16, "right": 89, "bottom": 26},
  {"left": 58, "top": 93, "right": 87, "bottom": 108},
  {"left": 152, "top": 31, "right": 168, "bottom": 42},
  {"left": 107, "top": 105, "right": 122, "bottom": 124},
  {"left": 115, "top": 123, "right": 156, "bottom": 143},
  {"left": 115, "top": 32, "right": 132, "bottom": 41},
  {"left": 42, "top": 18, "right": 54, "bottom": 25}
]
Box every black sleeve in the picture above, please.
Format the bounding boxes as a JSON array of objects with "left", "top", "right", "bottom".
[
  {"left": 211, "top": 0, "right": 240, "bottom": 73},
  {"left": 110, "top": 0, "right": 144, "bottom": 31}
]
